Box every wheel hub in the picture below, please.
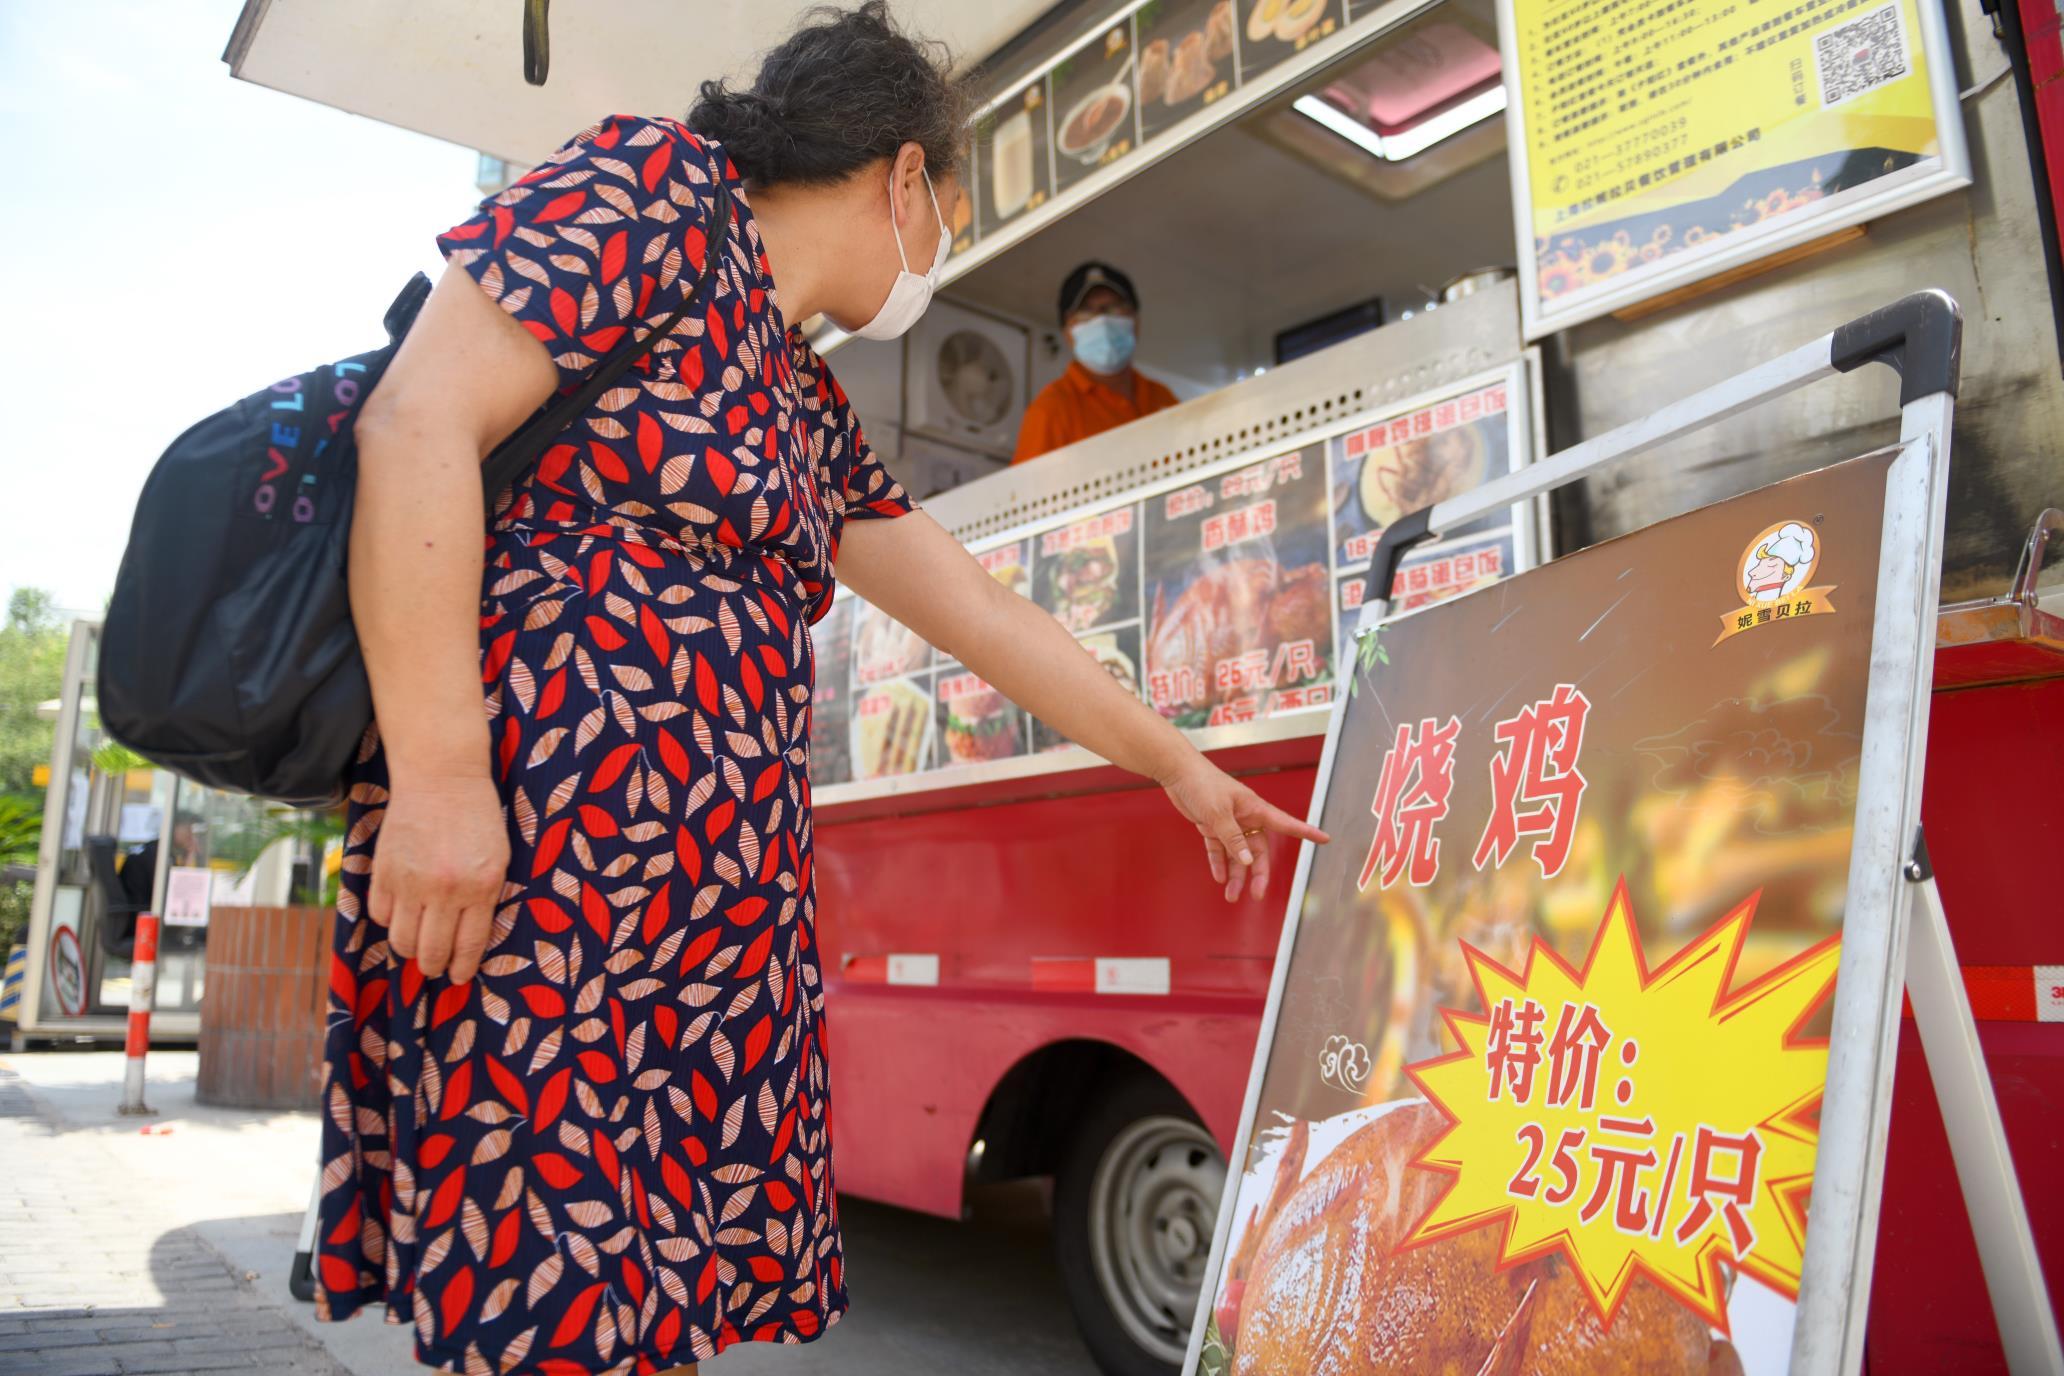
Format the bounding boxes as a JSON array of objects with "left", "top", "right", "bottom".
[{"left": 1087, "top": 1114, "right": 1227, "bottom": 1365}]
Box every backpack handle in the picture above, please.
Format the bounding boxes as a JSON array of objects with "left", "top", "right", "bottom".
[{"left": 481, "top": 165, "right": 735, "bottom": 500}]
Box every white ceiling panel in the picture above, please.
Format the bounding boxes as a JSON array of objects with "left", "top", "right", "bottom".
[{"left": 225, "top": 0, "right": 1056, "bottom": 163}]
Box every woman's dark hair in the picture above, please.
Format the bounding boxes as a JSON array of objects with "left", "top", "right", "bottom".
[{"left": 688, "top": 2, "right": 971, "bottom": 187}]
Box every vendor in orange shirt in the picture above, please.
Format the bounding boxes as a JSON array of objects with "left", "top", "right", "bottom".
[{"left": 1012, "top": 261, "right": 1179, "bottom": 464}]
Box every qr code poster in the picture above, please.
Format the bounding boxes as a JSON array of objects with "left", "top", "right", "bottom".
[
  {"left": 1501, "top": 0, "right": 1969, "bottom": 336},
  {"left": 1816, "top": 3, "right": 1912, "bottom": 109}
]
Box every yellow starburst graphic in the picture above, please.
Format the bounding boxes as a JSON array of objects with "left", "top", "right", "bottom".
[{"left": 1403, "top": 881, "right": 1838, "bottom": 1332}]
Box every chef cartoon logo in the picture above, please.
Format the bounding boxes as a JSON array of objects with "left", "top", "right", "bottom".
[{"left": 1716, "top": 519, "right": 1837, "bottom": 644}]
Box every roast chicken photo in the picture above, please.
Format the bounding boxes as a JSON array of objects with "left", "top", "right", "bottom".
[
  {"left": 1147, "top": 556, "right": 1331, "bottom": 717},
  {"left": 1214, "top": 1101, "right": 1743, "bottom": 1376}
]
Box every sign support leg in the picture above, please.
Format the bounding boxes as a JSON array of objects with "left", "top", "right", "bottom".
[
  {"left": 289, "top": 1167, "right": 322, "bottom": 1303},
  {"left": 1904, "top": 838, "right": 2063, "bottom": 1376}
]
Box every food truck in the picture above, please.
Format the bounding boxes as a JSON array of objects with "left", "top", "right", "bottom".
[{"left": 224, "top": 1, "right": 2062, "bottom": 1371}]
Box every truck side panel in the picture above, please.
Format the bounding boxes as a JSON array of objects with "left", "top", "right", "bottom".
[{"left": 813, "top": 745, "right": 1318, "bottom": 1215}]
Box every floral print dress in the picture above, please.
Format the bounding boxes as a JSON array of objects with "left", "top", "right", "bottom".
[{"left": 312, "top": 114, "right": 914, "bottom": 1375}]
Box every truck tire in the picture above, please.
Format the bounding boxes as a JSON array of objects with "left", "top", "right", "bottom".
[{"left": 1055, "top": 1073, "right": 1226, "bottom": 1376}]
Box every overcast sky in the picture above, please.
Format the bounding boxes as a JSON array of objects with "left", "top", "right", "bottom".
[{"left": 0, "top": 0, "right": 478, "bottom": 617}]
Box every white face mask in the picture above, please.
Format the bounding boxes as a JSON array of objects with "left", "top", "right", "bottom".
[{"left": 852, "top": 165, "right": 949, "bottom": 341}]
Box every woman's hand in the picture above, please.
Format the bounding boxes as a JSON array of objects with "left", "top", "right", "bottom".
[
  {"left": 1158, "top": 753, "right": 1330, "bottom": 903},
  {"left": 368, "top": 771, "right": 511, "bottom": 983}
]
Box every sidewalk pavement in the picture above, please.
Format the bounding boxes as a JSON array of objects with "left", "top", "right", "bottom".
[
  {"left": 0, "top": 1049, "right": 371, "bottom": 1376},
  {"left": 0, "top": 1049, "right": 1100, "bottom": 1376}
]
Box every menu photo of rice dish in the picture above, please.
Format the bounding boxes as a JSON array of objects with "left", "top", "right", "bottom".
[{"left": 1333, "top": 528, "right": 1519, "bottom": 653}]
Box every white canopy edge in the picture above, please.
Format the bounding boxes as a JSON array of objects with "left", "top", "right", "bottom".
[{"left": 225, "top": 0, "right": 1051, "bottom": 164}]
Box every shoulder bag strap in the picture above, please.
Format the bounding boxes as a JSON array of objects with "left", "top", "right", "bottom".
[{"left": 481, "top": 164, "right": 735, "bottom": 499}]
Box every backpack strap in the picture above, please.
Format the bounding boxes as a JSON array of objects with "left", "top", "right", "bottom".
[{"left": 481, "top": 162, "right": 736, "bottom": 499}]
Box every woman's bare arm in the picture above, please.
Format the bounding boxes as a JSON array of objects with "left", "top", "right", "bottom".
[
  {"left": 836, "top": 512, "right": 1329, "bottom": 900},
  {"left": 347, "top": 266, "right": 559, "bottom": 981}
]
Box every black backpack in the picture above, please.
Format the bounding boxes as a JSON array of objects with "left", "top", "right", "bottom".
[{"left": 99, "top": 177, "right": 732, "bottom": 807}]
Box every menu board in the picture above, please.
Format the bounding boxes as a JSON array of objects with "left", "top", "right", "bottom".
[
  {"left": 1143, "top": 447, "right": 1334, "bottom": 727},
  {"left": 1137, "top": 0, "right": 1240, "bottom": 141},
  {"left": 1501, "top": 0, "right": 1969, "bottom": 334},
  {"left": 1194, "top": 450, "right": 1900, "bottom": 1376},
  {"left": 811, "top": 364, "right": 1539, "bottom": 791},
  {"left": 974, "top": 80, "right": 1053, "bottom": 239},
  {"left": 1051, "top": 21, "right": 1140, "bottom": 194}
]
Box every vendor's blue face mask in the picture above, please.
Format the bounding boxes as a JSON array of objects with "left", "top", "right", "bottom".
[{"left": 1070, "top": 314, "right": 1137, "bottom": 374}]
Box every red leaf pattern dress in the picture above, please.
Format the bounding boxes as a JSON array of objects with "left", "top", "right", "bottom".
[{"left": 312, "top": 114, "right": 914, "bottom": 1375}]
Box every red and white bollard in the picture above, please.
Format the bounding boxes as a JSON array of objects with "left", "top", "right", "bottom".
[{"left": 116, "top": 912, "right": 158, "bottom": 1117}]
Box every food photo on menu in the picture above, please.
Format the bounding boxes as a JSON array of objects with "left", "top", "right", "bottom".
[
  {"left": 808, "top": 598, "right": 856, "bottom": 786},
  {"left": 845, "top": 599, "right": 935, "bottom": 781},
  {"left": 976, "top": 538, "right": 1034, "bottom": 599},
  {"left": 850, "top": 598, "right": 932, "bottom": 687},
  {"left": 1206, "top": 1102, "right": 1745, "bottom": 1376},
  {"left": 1328, "top": 380, "right": 1514, "bottom": 578},
  {"left": 1050, "top": 21, "right": 1138, "bottom": 191},
  {"left": 1136, "top": 0, "right": 1238, "bottom": 140},
  {"left": 1034, "top": 505, "right": 1142, "bottom": 633},
  {"left": 1237, "top": 0, "right": 1338, "bottom": 77},
  {"left": 1143, "top": 447, "right": 1334, "bottom": 729},
  {"left": 933, "top": 663, "right": 1029, "bottom": 764},
  {"left": 976, "top": 79, "right": 1053, "bottom": 236},
  {"left": 849, "top": 678, "right": 934, "bottom": 781},
  {"left": 1030, "top": 626, "right": 1145, "bottom": 754}
]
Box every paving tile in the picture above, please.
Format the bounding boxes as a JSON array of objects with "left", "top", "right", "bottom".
[{"left": 0, "top": 1065, "right": 352, "bottom": 1376}]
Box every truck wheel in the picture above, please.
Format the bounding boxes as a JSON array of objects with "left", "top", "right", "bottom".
[{"left": 1055, "top": 1074, "right": 1226, "bottom": 1376}]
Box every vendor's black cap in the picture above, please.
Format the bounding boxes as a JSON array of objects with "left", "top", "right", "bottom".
[{"left": 1059, "top": 262, "right": 1140, "bottom": 324}]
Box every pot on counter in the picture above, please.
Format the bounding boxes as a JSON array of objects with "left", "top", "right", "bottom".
[{"left": 1438, "top": 266, "right": 1516, "bottom": 303}]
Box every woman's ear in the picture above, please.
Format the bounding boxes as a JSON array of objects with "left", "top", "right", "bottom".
[{"left": 890, "top": 141, "right": 928, "bottom": 221}]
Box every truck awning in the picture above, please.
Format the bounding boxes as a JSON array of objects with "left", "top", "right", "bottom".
[{"left": 224, "top": 0, "right": 1051, "bottom": 164}]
